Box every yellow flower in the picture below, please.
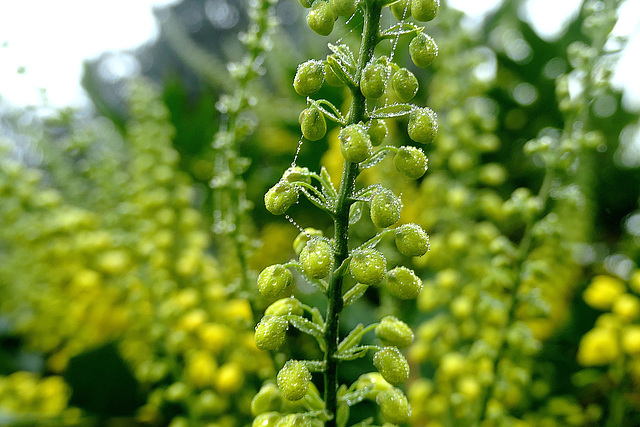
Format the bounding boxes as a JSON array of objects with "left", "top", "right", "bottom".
[
  {"left": 439, "top": 352, "right": 465, "bottom": 378},
  {"left": 223, "top": 299, "right": 254, "bottom": 324},
  {"left": 457, "top": 376, "right": 481, "bottom": 401},
  {"left": 198, "top": 323, "right": 230, "bottom": 354},
  {"left": 38, "top": 376, "right": 70, "bottom": 415},
  {"left": 185, "top": 351, "right": 218, "bottom": 388},
  {"left": 621, "top": 326, "right": 640, "bottom": 355},
  {"left": 595, "top": 313, "right": 622, "bottom": 330},
  {"left": 583, "top": 275, "right": 626, "bottom": 310},
  {"left": 215, "top": 363, "right": 245, "bottom": 394},
  {"left": 612, "top": 293, "right": 640, "bottom": 322},
  {"left": 178, "top": 309, "right": 208, "bottom": 332},
  {"left": 96, "top": 250, "right": 131, "bottom": 275},
  {"left": 577, "top": 327, "right": 620, "bottom": 366}
]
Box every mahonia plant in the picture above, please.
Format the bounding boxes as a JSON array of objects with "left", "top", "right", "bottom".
[
  {"left": 0, "top": 80, "right": 274, "bottom": 427},
  {"left": 253, "top": 0, "right": 440, "bottom": 425},
  {"left": 403, "top": 1, "right": 628, "bottom": 425},
  {"left": 210, "top": 0, "right": 278, "bottom": 291},
  {"left": 571, "top": 269, "right": 640, "bottom": 426}
]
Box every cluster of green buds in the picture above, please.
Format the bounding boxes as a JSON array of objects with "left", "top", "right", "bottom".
[
  {"left": 0, "top": 80, "right": 274, "bottom": 427},
  {"left": 209, "top": 0, "right": 279, "bottom": 291},
  {"left": 0, "top": 372, "right": 77, "bottom": 423},
  {"left": 255, "top": 0, "right": 439, "bottom": 425},
  {"left": 400, "top": 1, "right": 629, "bottom": 424}
]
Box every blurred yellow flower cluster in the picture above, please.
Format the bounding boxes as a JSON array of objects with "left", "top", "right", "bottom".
[
  {"left": 578, "top": 272, "right": 640, "bottom": 367},
  {"left": 400, "top": 10, "right": 589, "bottom": 425},
  {"left": 0, "top": 79, "right": 273, "bottom": 426},
  {"left": 0, "top": 372, "right": 79, "bottom": 422}
]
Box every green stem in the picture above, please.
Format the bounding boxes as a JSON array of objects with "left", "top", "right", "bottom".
[
  {"left": 212, "top": 0, "right": 275, "bottom": 293},
  {"left": 323, "top": 3, "right": 382, "bottom": 425}
]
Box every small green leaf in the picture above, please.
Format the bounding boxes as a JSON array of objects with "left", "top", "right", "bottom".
[
  {"left": 305, "top": 382, "right": 326, "bottom": 410},
  {"left": 349, "top": 201, "right": 365, "bottom": 225},
  {"left": 285, "top": 315, "right": 327, "bottom": 351},
  {"left": 304, "top": 360, "right": 328, "bottom": 373},
  {"left": 339, "top": 389, "right": 372, "bottom": 407},
  {"left": 328, "top": 43, "right": 355, "bottom": 67},
  {"left": 338, "top": 323, "right": 364, "bottom": 353},
  {"left": 349, "top": 417, "right": 374, "bottom": 427},
  {"left": 320, "top": 166, "right": 338, "bottom": 201},
  {"left": 286, "top": 315, "right": 325, "bottom": 338},
  {"left": 353, "top": 184, "right": 383, "bottom": 201},
  {"left": 337, "top": 403, "right": 350, "bottom": 427},
  {"left": 359, "top": 148, "right": 391, "bottom": 170},
  {"left": 309, "top": 98, "right": 347, "bottom": 125},
  {"left": 334, "top": 346, "right": 369, "bottom": 360},
  {"left": 298, "top": 184, "right": 332, "bottom": 213},
  {"left": 380, "top": 22, "right": 422, "bottom": 40},
  {"left": 368, "top": 103, "right": 414, "bottom": 119},
  {"left": 343, "top": 282, "right": 370, "bottom": 306},
  {"left": 311, "top": 307, "right": 325, "bottom": 329},
  {"left": 327, "top": 55, "right": 357, "bottom": 88},
  {"left": 336, "top": 344, "right": 377, "bottom": 361}
]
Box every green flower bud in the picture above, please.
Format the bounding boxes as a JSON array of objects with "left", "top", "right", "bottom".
[
  {"left": 294, "top": 60, "right": 325, "bottom": 97},
  {"left": 370, "top": 189, "right": 401, "bottom": 229},
  {"left": 330, "top": 0, "right": 357, "bottom": 16},
  {"left": 276, "top": 414, "right": 312, "bottom": 427},
  {"left": 253, "top": 412, "right": 281, "bottom": 427},
  {"left": 299, "top": 0, "right": 313, "bottom": 7},
  {"left": 340, "top": 123, "right": 373, "bottom": 163},
  {"left": 265, "top": 297, "right": 304, "bottom": 317},
  {"left": 368, "top": 119, "right": 388, "bottom": 146},
  {"left": 385, "top": 266, "right": 423, "bottom": 299},
  {"left": 255, "top": 315, "right": 289, "bottom": 351},
  {"left": 409, "top": 32, "right": 438, "bottom": 68},
  {"left": 407, "top": 107, "right": 438, "bottom": 144},
  {"left": 411, "top": 0, "right": 439, "bottom": 22},
  {"left": 307, "top": 1, "right": 335, "bottom": 36},
  {"left": 390, "top": 0, "right": 411, "bottom": 20},
  {"left": 277, "top": 360, "right": 311, "bottom": 401},
  {"left": 293, "top": 228, "right": 324, "bottom": 255},
  {"left": 395, "top": 223, "right": 429, "bottom": 257},
  {"left": 265, "top": 182, "right": 298, "bottom": 215},
  {"left": 257, "top": 264, "right": 294, "bottom": 297},
  {"left": 299, "top": 237, "right": 334, "bottom": 279},
  {"left": 299, "top": 107, "right": 327, "bottom": 141},
  {"left": 324, "top": 61, "right": 345, "bottom": 87},
  {"left": 349, "top": 248, "right": 386, "bottom": 284},
  {"left": 355, "top": 372, "right": 393, "bottom": 392},
  {"left": 394, "top": 146, "right": 428, "bottom": 179},
  {"left": 251, "top": 384, "right": 283, "bottom": 416},
  {"left": 376, "top": 388, "right": 412, "bottom": 424},
  {"left": 373, "top": 347, "right": 410, "bottom": 385},
  {"left": 360, "top": 62, "right": 389, "bottom": 99},
  {"left": 283, "top": 166, "right": 311, "bottom": 184},
  {"left": 392, "top": 68, "right": 419, "bottom": 102},
  {"left": 376, "top": 315, "right": 414, "bottom": 348}
]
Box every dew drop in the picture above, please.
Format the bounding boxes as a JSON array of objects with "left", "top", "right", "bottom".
[
  {"left": 291, "top": 137, "right": 305, "bottom": 167},
  {"left": 285, "top": 214, "right": 306, "bottom": 234}
]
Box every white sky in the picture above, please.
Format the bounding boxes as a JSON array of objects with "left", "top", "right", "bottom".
[
  {"left": 0, "top": 0, "right": 639, "bottom": 110},
  {"left": 0, "top": 0, "right": 179, "bottom": 108}
]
